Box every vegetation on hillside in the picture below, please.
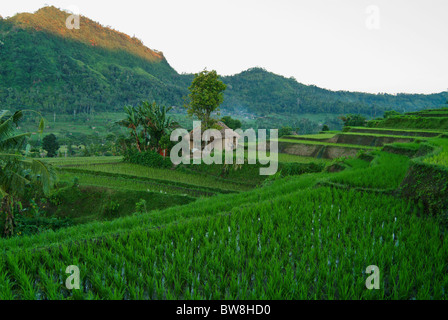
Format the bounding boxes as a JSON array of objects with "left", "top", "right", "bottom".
[
  {"left": 0, "top": 110, "right": 56, "bottom": 237},
  {"left": 185, "top": 69, "right": 227, "bottom": 129},
  {"left": 118, "top": 101, "right": 177, "bottom": 153},
  {"left": 1, "top": 8, "right": 446, "bottom": 119}
]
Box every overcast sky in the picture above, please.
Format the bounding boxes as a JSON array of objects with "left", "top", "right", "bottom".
[{"left": 1, "top": 0, "right": 447, "bottom": 94}]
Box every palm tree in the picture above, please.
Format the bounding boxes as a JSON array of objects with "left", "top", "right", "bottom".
[
  {"left": 138, "top": 101, "right": 178, "bottom": 151},
  {"left": 0, "top": 110, "right": 56, "bottom": 237},
  {"left": 118, "top": 106, "right": 143, "bottom": 152},
  {"left": 118, "top": 102, "right": 178, "bottom": 152}
]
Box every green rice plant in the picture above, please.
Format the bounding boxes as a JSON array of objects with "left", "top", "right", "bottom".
[
  {"left": 277, "top": 138, "right": 380, "bottom": 150},
  {"left": 423, "top": 138, "right": 448, "bottom": 167},
  {"left": 64, "top": 163, "right": 248, "bottom": 192},
  {"left": 329, "top": 151, "right": 410, "bottom": 190},
  {"left": 283, "top": 134, "right": 336, "bottom": 140},
  {"left": 0, "top": 168, "right": 447, "bottom": 300},
  {"left": 43, "top": 156, "right": 123, "bottom": 166}
]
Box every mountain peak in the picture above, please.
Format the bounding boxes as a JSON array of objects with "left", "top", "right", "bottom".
[{"left": 7, "top": 6, "right": 164, "bottom": 63}]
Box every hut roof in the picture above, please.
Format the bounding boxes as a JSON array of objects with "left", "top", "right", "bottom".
[{"left": 184, "top": 121, "right": 240, "bottom": 140}]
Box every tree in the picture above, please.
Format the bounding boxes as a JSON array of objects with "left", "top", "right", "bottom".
[
  {"left": 118, "top": 106, "right": 143, "bottom": 152},
  {"left": 221, "top": 116, "right": 242, "bottom": 130},
  {"left": 279, "top": 126, "right": 293, "bottom": 137},
  {"left": 322, "top": 124, "right": 330, "bottom": 132},
  {"left": 0, "top": 110, "right": 56, "bottom": 237},
  {"left": 138, "top": 101, "right": 178, "bottom": 151},
  {"left": 339, "top": 114, "right": 367, "bottom": 127},
  {"left": 185, "top": 69, "right": 227, "bottom": 129},
  {"left": 118, "top": 101, "right": 178, "bottom": 152},
  {"left": 383, "top": 110, "right": 401, "bottom": 119},
  {"left": 42, "top": 134, "right": 59, "bottom": 157}
]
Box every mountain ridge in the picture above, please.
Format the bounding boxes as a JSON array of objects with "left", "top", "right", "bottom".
[
  {"left": 8, "top": 6, "right": 164, "bottom": 63},
  {"left": 0, "top": 6, "right": 446, "bottom": 118}
]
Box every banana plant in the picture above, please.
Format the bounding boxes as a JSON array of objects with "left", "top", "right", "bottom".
[{"left": 0, "top": 110, "right": 56, "bottom": 237}]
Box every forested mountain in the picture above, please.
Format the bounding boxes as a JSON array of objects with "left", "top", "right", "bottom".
[
  {"left": 0, "top": 6, "right": 189, "bottom": 114},
  {"left": 222, "top": 68, "right": 447, "bottom": 117},
  {"left": 0, "top": 6, "right": 446, "bottom": 117}
]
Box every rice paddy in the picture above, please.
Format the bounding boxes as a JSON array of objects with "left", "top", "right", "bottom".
[
  {"left": 1, "top": 184, "right": 447, "bottom": 300},
  {"left": 3, "top": 116, "right": 448, "bottom": 300}
]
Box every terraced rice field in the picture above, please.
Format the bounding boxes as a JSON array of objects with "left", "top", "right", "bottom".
[
  {"left": 43, "top": 156, "right": 123, "bottom": 166},
  {"left": 56, "top": 171, "right": 221, "bottom": 197},
  {"left": 424, "top": 138, "right": 448, "bottom": 167},
  {"left": 245, "top": 151, "right": 330, "bottom": 164},
  {"left": 348, "top": 127, "right": 444, "bottom": 137},
  {"left": 1, "top": 175, "right": 447, "bottom": 299},
  {"left": 3, "top": 122, "right": 448, "bottom": 300},
  {"left": 282, "top": 134, "right": 337, "bottom": 140},
  {"left": 63, "top": 163, "right": 249, "bottom": 192},
  {"left": 277, "top": 138, "right": 379, "bottom": 149}
]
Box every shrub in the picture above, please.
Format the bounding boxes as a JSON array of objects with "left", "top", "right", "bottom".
[
  {"left": 135, "top": 199, "right": 148, "bottom": 215},
  {"left": 279, "top": 162, "right": 325, "bottom": 176},
  {"left": 14, "top": 215, "right": 72, "bottom": 237},
  {"left": 103, "top": 201, "right": 120, "bottom": 218},
  {"left": 123, "top": 149, "right": 172, "bottom": 168}
]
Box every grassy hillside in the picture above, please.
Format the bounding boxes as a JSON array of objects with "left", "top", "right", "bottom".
[
  {"left": 9, "top": 6, "right": 164, "bottom": 63},
  {"left": 2, "top": 118, "right": 448, "bottom": 299}
]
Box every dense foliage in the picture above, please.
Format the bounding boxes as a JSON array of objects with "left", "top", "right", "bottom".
[
  {"left": 42, "top": 134, "right": 59, "bottom": 157},
  {"left": 220, "top": 116, "right": 242, "bottom": 130},
  {"left": 340, "top": 114, "right": 367, "bottom": 127},
  {"left": 185, "top": 70, "right": 227, "bottom": 128},
  {"left": 0, "top": 110, "right": 56, "bottom": 237},
  {"left": 123, "top": 149, "right": 172, "bottom": 169},
  {"left": 118, "top": 102, "right": 177, "bottom": 152}
]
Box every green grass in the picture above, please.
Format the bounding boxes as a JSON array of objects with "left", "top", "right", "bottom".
[
  {"left": 387, "top": 142, "right": 421, "bottom": 151},
  {"left": 349, "top": 126, "right": 445, "bottom": 134},
  {"left": 43, "top": 156, "right": 123, "bottom": 166},
  {"left": 46, "top": 185, "right": 195, "bottom": 224},
  {"left": 407, "top": 109, "right": 448, "bottom": 115},
  {"left": 245, "top": 151, "right": 329, "bottom": 164},
  {"left": 68, "top": 163, "right": 251, "bottom": 192},
  {"left": 365, "top": 116, "right": 448, "bottom": 131},
  {"left": 340, "top": 132, "right": 425, "bottom": 139},
  {"left": 56, "top": 171, "right": 216, "bottom": 198},
  {"left": 2, "top": 113, "right": 448, "bottom": 300},
  {"left": 19, "top": 112, "right": 128, "bottom": 141},
  {"left": 0, "top": 181, "right": 446, "bottom": 299},
  {"left": 283, "top": 134, "right": 336, "bottom": 140},
  {"left": 277, "top": 138, "right": 379, "bottom": 150},
  {"left": 424, "top": 138, "right": 448, "bottom": 167},
  {"left": 328, "top": 152, "right": 410, "bottom": 190}
]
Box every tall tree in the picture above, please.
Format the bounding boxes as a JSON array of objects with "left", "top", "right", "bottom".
[
  {"left": 42, "top": 133, "right": 59, "bottom": 157},
  {"left": 185, "top": 69, "right": 227, "bottom": 129}
]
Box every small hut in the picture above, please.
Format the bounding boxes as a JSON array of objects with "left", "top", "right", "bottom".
[{"left": 184, "top": 121, "right": 240, "bottom": 157}]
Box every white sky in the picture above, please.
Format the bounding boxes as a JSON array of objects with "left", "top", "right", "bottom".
[{"left": 1, "top": 0, "right": 447, "bottom": 94}]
